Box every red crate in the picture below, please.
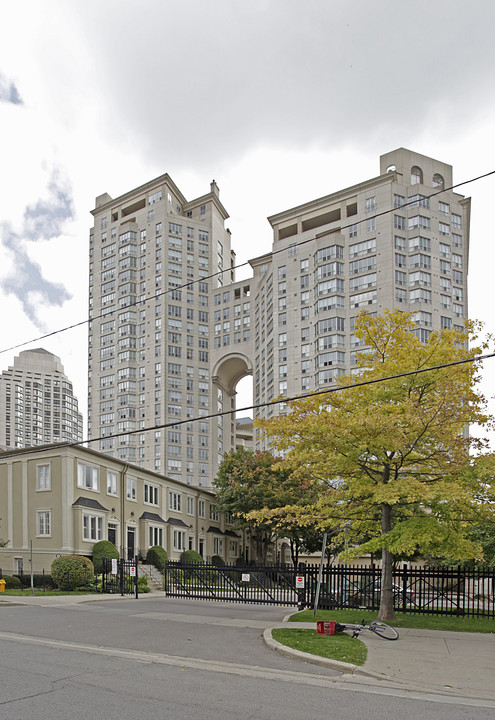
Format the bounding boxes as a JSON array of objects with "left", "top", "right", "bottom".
[{"left": 316, "top": 620, "right": 336, "bottom": 635}]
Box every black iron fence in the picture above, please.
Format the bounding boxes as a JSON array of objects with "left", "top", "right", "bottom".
[
  {"left": 164, "top": 561, "right": 301, "bottom": 606},
  {"left": 163, "top": 560, "right": 495, "bottom": 618}
]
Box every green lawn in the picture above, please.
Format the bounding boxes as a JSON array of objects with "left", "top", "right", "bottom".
[
  {"left": 290, "top": 608, "right": 495, "bottom": 634},
  {"left": 272, "top": 628, "right": 367, "bottom": 665}
]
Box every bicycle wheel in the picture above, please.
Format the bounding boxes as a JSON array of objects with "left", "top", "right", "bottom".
[{"left": 368, "top": 621, "right": 399, "bottom": 640}]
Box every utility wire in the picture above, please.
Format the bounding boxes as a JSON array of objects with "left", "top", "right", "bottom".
[
  {"left": 3, "top": 349, "right": 493, "bottom": 460},
  {"left": 1, "top": 168, "right": 493, "bottom": 357}
]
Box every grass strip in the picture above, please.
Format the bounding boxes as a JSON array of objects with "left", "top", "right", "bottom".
[
  {"left": 272, "top": 628, "right": 367, "bottom": 665},
  {"left": 290, "top": 608, "right": 495, "bottom": 634}
]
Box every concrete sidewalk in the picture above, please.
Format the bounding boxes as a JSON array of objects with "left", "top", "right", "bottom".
[{"left": 265, "top": 620, "right": 495, "bottom": 702}]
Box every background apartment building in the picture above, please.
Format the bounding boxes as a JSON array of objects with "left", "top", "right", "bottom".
[
  {"left": 0, "top": 349, "right": 83, "bottom": 449},
  {"left": 88, "top": 149, "right": 469, "bottom": 479},
  {"left": 88, "top": 177, "right": 239, "bottom": 487}
]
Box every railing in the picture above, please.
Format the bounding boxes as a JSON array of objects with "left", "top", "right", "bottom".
[{"left": 162, "top": 561, "right": 495, "bottom": 617}]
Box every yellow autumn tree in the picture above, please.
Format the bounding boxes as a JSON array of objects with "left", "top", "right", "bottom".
[{"left": 255, "top": 310, "right": 494, "bottom": 620}]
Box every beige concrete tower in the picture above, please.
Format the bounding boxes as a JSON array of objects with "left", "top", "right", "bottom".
[{"left": 0, "top": 349, "right": 83, "bottom": 448}]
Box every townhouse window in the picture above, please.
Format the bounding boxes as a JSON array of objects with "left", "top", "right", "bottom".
[
  {"left": 198, "top": 499, "right": 205, "bottom": 518},
  {"left": 173, "top": 530, "right": 186, "bottom": 551},
  {"left": 213, "top": 537, "right": 224, "bottom": 556},
  {"left": 144, "top": 483, "right": 159, "bottom": 506},
  {"left": 149, "top": 526, "right": 163, "bottom": 548},
  {"left": 36, "top": 464, "right": 51, "bottom": 491},
  {"left": 169, "top": 491, "right": 182, "bottom": 511},
  {"left": 126, "top": 477, "right": 137, "bottom": 500},
  {"left": 77, "top": 462, "right": 99, "bottom": 491},
  {"left": 107, "top": 470, "right": 118, "bottom": 496},
  {"left": 82, "top": 513, "right": 103, "bottom": 541},
  {"left": 37, "top": 510, "right": 51, "bottom": 537}
]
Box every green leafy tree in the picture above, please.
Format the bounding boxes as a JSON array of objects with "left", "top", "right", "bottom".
[
  {"left": 256, "top": 310, "right": 494, "bottom": 619},
  {"left": 215, "top": 447, "right": 320, "bottom": 565}
]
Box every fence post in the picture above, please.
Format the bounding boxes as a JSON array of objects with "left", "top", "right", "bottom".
[{"left": 135, "top": 555, "right": 139, "bottom": 599}]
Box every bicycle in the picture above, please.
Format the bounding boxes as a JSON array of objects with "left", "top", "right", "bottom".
[{"left": 335, "top": 618, "right": 399, "bottom": 641}]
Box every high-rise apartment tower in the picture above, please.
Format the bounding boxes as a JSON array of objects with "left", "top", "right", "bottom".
[
  {"left": 0, "top": 349, "right": 83, "bottom": 448},
  {"left": 88, "top": 149, "right": 469, "bottom": 481}
]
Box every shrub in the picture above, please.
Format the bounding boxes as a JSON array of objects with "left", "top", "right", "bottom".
[
  {"left": 3, "top": 575, "right": 22, "bottom": 589},
  {"left": 146, "top": 545, "right": 168, "bottom": 571},
  {"left": 51, "top": 555, "right": 94, "bottom": 591},
  {"left": 138, "top": 575, "right": 151, "bottom": 593},
  {"left": 211, "top": 555, "right": 225, "bottom": 567},
  {"left": 180, "top": 550, "right": 202, "bottom": 565},
  {"left": 92, "top": 540, "right": 119, "bottom": 573}
]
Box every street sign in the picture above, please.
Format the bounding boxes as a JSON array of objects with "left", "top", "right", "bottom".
[
  {"left": 129, "top": 566, "right": 136, "bottom": 577},
  {"left": 241, "top": 573, "right": 250, "bottom": 582},
  {"left": 296, "top": 575, "right": 305, "bottom": 588}
]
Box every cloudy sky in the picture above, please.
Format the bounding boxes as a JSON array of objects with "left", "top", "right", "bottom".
[{"left": 1, "top": 0, "right": 495, "bottom": 438}]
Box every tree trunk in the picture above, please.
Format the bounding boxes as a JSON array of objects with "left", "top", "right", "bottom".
[{"left": 377, "top": 502, "right": 395, "bottom": 621}]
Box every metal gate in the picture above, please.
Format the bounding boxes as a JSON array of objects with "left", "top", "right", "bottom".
[
  {"left": 101, "top": 556, "right": 138, "bottom": 597},
  {"left": 164, "top": 561, "right": 302, "bottom": 606}
]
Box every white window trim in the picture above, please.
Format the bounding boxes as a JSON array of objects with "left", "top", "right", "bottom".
[
  {"left": 36, "top": 509, "right": 52, "bottom": 537},
  {"left": 36, "top": 463, "right": 51, "bottom": 491}
]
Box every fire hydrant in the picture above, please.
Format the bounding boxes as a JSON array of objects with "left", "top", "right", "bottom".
[{"left": 0, "top": 579, "right": 6, "bottom": 592}]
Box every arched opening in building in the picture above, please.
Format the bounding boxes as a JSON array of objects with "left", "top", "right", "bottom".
[{"left": 212, "top": 353, "right": 254, "bottom": 455}]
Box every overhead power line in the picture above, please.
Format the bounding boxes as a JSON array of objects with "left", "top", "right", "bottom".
[
  {"left": 0, "top": 168, "right": 494, "bottom": 357},
  {"left": 3, "top": 349, "right": 493, "bottom": 461}
]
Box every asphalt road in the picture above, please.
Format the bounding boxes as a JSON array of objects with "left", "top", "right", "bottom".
[{"left": 0, "top": 596, "right": 493, "bottom": 719}]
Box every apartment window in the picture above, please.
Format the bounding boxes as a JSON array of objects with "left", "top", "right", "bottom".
[
  {"left": 394, "top": 236, "right": 405, "bottom": 251},
  {"left": 451, "top": 213, "right": 462, "bottom": 229},
  {"left": 441, "top": 316, "right": 452, "bottom": 330},
  {"left": 349, "top": 238, "right": 376, "bottom": 257},
  {"left": 395, "top": 253, "right": 406, "bottom": 268},
  {"left": 82, "top": 514, "right": 103, "bottom": 542},
  {"left": 77, "top": 462, "right": 99, "bottom": 491},
  {"left": 409, "top": 253, "right": 431, "bottom": 269},
  {"left": 37, "top": 510, "right": 51, "bottom": 536},
  {"left": 366, "top": 218, "right": 376, "bottom": 232},
  {"left": 411, "top": 166, "right": 423, "bottom": 184},
  {"left": 349, "top": 224, "right": 358, "bottom": 238},
  {"left": 409, "top": 288, "right": 432, "bottom": 304},
  {"left": 409, "top": 215, "right": 430, "bottom": 230},
  {"left": 365, "top": 196, "right": 376, "bottom": 212},
  {"left": 394, "top": 194, "right": 405, "bottom": 208},
  {"left": 395, "top": 288, "right": 407, "bottom": 303},
  {"left": 409, "top": 236, "right": 430, "bottom": 252},
  {"left": 36, "top": 464, "right": 51, "bottom": 491},
  {"left": 409, "top": 271, "right": 431, "bottom": 287},
  {"left": 394, "top": 215, "right": 405, "bottom": 230},
  {"left": 169, "top": 491, "right": 182, "bottom": 511},
  {"left": 438, "top": 201, "right": 450, "bottom": 215},
  {"left": 439, "top": 222, "right": 450, "bottom": 236},
  {"left": 395, "top": 270, "right": 406, "bottom": 286},
  {"left": 107, "top": 470, "right": 118, "bottom": 496}
]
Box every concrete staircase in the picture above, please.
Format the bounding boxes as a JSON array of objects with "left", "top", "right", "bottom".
[{"left": 138, "top": 564, "right": 164, "bottom": 592}]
